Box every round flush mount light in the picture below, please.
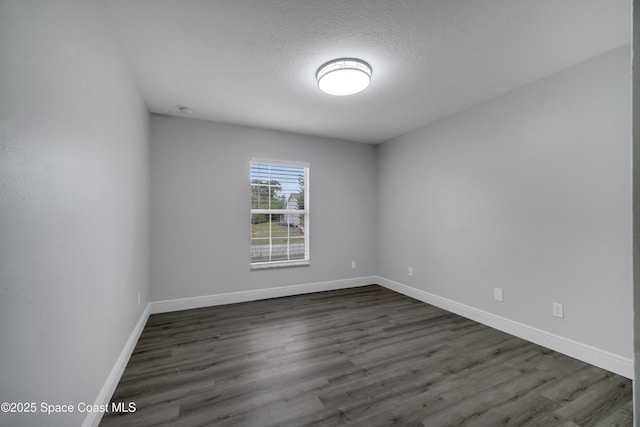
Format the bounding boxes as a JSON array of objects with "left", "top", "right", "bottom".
[{"left": 316, "top": 58, "right": 372, "bottom": 96}]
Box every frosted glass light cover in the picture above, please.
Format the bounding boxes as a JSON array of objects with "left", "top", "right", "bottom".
[{"left": 317, "top": 59, "right": 371, "bottom": 96}]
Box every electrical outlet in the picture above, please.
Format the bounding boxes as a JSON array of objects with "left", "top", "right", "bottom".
[
  {"left": 552, "top": 302, "right": 564, "bottom": 318},
  {"left": 494, "top": 288, "right": 503, "bottom": 302},
  {"left": 408, "top": 266, "right": 414, "bottom": 277},
  {"left": 351, "top": 261, "right": 357, "bottom": 269}
]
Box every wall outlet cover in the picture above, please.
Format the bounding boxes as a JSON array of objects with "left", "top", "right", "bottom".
[{"left": 553, "top": 302, "right": 564, "bottom": 318}]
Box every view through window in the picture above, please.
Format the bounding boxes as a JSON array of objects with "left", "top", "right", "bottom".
[{"left": 250, "top": 160, "right": 309, "bottom": 268}]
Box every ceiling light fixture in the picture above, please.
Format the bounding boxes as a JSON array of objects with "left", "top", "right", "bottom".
[{"left": 316, "top": 58, "right": 372, "bottom": 96}]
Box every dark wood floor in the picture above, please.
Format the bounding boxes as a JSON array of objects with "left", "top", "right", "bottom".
[{"left": 101, "top": 285, "right": 632, "bottom": 427}]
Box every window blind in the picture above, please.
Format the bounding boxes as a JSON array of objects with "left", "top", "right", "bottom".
[{"left": 250, "top": 160, "right": 309, "bottom": 268}]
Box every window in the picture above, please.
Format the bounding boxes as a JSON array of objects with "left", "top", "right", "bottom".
[{"left": 250, "top": 159, "right": 309, "bottom": 268}]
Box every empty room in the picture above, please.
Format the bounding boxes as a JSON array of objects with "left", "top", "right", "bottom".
[{"left": 1, "top": 1, "right": 638, "bottom": 426}]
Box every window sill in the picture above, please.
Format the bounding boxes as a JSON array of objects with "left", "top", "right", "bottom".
[{"left": 251, "top": 260, "right": 310, "bottom": 270}]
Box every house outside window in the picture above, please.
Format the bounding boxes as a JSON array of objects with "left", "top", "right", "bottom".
[{"left": 250, "top": 159, "right": 309, "bottom": 268}]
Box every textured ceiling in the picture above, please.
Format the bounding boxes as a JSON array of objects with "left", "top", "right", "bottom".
[{"left": 101, "top": 0, "right": 630, "bottom": 144}]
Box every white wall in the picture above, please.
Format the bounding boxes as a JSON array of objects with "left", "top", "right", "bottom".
[
  {"left": 0, "top": 1, "right": 150, "bottom": 426},
  {"left": 150, "top": 116, "right": 377, "bottom": 301},
  {"left": 377, "top": 46, "right": 632, "bottom": 359}
]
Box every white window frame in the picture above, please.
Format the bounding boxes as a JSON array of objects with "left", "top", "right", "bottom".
[{"left": 250, "top": 158, "right": 310, "bottom": 269}]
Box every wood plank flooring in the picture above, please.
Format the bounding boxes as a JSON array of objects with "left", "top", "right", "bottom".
[{"left": 100, "top": 285, "right": 632, "bottom": 427}]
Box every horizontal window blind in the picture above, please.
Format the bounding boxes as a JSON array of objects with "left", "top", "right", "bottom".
[{"left": 250, "top": 160, "right": 309, "bottom": 268}]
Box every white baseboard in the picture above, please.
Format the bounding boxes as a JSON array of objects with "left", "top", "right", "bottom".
[
  {"left": 150, "top": 276, "right": 377, "bottom": 314},
  {"left": 83, "top": 303, "right": 151, "bottom": 427},
  {"left": 376, "top": 276, "right": 633, "bottom": 379}
]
